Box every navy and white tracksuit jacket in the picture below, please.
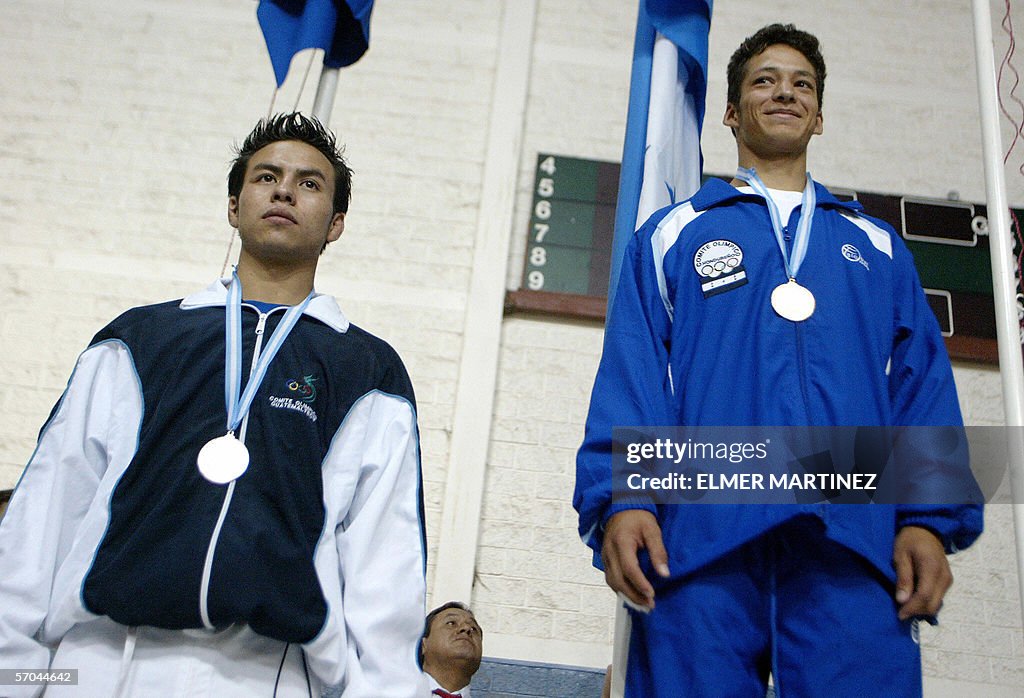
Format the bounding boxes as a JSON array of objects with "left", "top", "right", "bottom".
[
  {"left": 575, "top": 177, "right": 983, "bottom": 586},
  {"left": 0, "top": 279, "right": 427, "bottom": 697}
]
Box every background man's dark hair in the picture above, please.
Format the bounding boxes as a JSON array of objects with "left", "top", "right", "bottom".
[
  {"left": 420, "top": 601, "right": 478, "bottom": 665},
  {"left": 726, "top": 23, "right": 827, "bottom": 110},
  {"left": 227, "top": 112, "right": 353, "bottom": 215}
]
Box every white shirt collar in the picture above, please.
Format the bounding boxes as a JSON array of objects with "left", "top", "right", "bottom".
[
  {"left": 179, "top": 277, "right": 350, "bottom": 333},
  {"left": 426, "top": 673, "right": 471, "bottom": 697}
]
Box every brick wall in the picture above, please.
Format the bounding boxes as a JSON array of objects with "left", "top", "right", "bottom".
[{"left": 1, "top": 0, "right": 1022, "bottom": 693}]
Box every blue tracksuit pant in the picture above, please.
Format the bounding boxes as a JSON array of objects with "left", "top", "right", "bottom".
[{"left": 626, "top": 516, "right": 921, "bottom": 697}]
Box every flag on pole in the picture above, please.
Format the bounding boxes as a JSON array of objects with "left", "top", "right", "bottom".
[
  {"left": 608, "top": 11, "right": 712, "bottom": 690},
  {"left": 257, "top": 0, "right": 374, "bottom": 87},
  {"left": 608, "top": 0, "right": 713, "bottom": 306}
]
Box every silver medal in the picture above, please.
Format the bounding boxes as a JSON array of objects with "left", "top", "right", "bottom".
[
  {"left": 771, "top": 279, "right": 815, "bottom": 322},
  {"left": 734, "top": 168, "right": 820, "bottom": 324},
  {"left": 197, "top": 432, "right": 250, "bottom": 484},
  {"left": 201, "top": 273, "right": 312, "bottom": 486}
]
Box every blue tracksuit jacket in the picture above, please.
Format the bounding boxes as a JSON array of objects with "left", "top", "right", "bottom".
[{"left": 574, "top": 178, "right": 983, "bottom": 581}]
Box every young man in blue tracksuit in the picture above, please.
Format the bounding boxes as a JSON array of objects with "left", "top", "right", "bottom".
[
  {"left": 0, "top": 114, "right": 428, "bottom": 697},
  {"left": 575, "top": 24, "right": 983, "bottom": 696}
]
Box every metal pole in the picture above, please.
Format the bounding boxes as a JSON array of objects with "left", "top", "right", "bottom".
[
  {"left": 311, "top": 66, "right": 339, "bottom": 125},
  {"left": 971, "top": 0, "right": 1024, "bottom": 628},
  {"left": 610, "top": 596, "right": 630, "bottom": 698}
]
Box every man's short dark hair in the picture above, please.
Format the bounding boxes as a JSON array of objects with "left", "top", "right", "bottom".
[
  {"left": 420, "top": 601, "right": 478, "bottom": 665},
  {"left": 227, "top": 112, "right": 353, "bottom": 215},
  {"left": 726, "top": 23, "right": 827, "bottom": 110}
]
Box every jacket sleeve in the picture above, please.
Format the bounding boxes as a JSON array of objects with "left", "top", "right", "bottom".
[
  {"left": 886, "top": 233, "right": 984, "bottom": 552},
  {"left": 330, "top": 389, "right": 428, "bottom": 697},
  {"left": 574, "top": 216, "right": 676, "bottom": 567},
  {"left": 0, "top": 340, "right": 142, "bottom": 698}
]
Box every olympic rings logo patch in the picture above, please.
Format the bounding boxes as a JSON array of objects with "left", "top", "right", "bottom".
[
  {"left": 286, "top": 375, "right": 318, "bottom": 403},
  {"left": 694, "top": 240, "right": 744, "bottom": 279}
]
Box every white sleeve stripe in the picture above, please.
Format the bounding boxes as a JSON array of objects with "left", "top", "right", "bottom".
[
  {"left": 650, "top": 202, "right": 706, "bottom": 321},
  {"left": 839, "top": 210, "right": 893, "bottom": 259},
  {"left": 305, "top": 389, "right": 426, "bottom": 693},
  {"left": 1, "top": 339, "right": 145, "bottom": 656}
]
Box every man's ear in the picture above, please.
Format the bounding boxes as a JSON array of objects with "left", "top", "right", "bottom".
[
  {"left": 227, "top": 195, "right": 239, "bottom": 229},
  {"left": 723, "top": 102, "right": 739, "bottom": 129},
  {"left": 814, "top": 110, "right": 824, "bottom": 135},
  {"left": 326, "top": 211, "right": 345, "bottom": 244},
  {"left": 723, "top": 103, "right": 740, "bottom": 137}
]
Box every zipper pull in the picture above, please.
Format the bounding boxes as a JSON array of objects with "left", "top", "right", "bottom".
[{"left": 255, "top": 313, "right": 268, "bottom": 336}]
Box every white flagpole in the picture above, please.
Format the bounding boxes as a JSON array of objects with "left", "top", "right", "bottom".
[
  {"left": 311, "top": 66, "right": 339, "bottom": 125},
  {"left": 971, "top": 0, "right": 1024, "bottom": 627},
  {"left": 610, "top": 596, "right": 630, "bottom": 698}
]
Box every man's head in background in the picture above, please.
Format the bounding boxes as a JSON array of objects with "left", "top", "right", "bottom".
[{"left": 421, "top": 601, "right": 483, "bottom": 691}]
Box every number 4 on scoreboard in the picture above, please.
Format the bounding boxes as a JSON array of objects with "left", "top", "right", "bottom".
[{"left": 539, "top": 156, "right": 556, "bottom": 175}]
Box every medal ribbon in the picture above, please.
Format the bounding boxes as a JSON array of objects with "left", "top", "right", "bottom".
[
  {"left": 224, "top": 271, "right": 313, "bottom": 433},
  {"left": 735, "top": 167, "right": 816, "bottom": 280}
]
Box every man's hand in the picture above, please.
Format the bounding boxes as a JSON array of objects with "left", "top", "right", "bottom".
[
  {"left": 893, "top": 525, "right": 952, "bottom": 621},
  {"left": 601, "top": 510, "right": 670, "bottom": 610}
]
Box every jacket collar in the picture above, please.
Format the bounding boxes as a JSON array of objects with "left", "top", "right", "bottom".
[
  {"left": 179, "top": 277, "right": 350, "bottom": 333},
  {"left": 690, "top": 176, "right": 864, "bottom": 214}
]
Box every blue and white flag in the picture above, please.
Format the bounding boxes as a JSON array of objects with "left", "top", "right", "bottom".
[
  {"left": 609, "top": 0, "right": 713, "bottom": 305},
  {"left": 258, "top": 0, "right": 374, "bottom": 87}
]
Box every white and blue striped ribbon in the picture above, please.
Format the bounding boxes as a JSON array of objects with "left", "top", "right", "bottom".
[
  {"left": 224, "top": 271, "right": 312, "bottom": 433},
  {"left": 735, "top": 167, "right": 816, "bottom": 280}
]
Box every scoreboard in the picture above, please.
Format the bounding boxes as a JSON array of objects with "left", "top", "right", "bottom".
[
  {"left": 522, "top": 154, "right": 618, "bottom": 297},
  {"left": 518, "top": 152, "right": 1022, "bottom": 362},
  {"left": 856, "top": 192, "right": 996, "bottom": 339}
]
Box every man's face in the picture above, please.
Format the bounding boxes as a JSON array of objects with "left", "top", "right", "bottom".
[
  {"left": 723, "top": 43, "right": 823, "bottom": 159},
  {"left": 228, "top": 140, "right": 344, "bottom": 266},
  {"left": 421, "top": 608, "right": 483, "bottom": 671}
]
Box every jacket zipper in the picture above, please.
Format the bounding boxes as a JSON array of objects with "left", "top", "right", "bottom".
[
  {"left": 198, "top": 308, "right": 271, "bottom": 630},
  {"left": 781, "top": 218, "right": 814, "bottom": 419},
  {"left": 787, "top": 216, "right": 826, "bottom": 519},
  {"left": 794, "top": 321, "right": 812, "bottom": 418}
]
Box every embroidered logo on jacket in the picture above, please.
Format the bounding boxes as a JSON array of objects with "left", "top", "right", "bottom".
[
  {"left": 287, "top": 375, "right": 318, "bottom": 403},
  {"left": 268, "top": 375, "right": 319, "bottom": 422},
  {"left": 841, "top": 244, "right": 870, "bottom": 270},
  {"left": 694, "top": 239, "right": 748, "bottom": 298}
]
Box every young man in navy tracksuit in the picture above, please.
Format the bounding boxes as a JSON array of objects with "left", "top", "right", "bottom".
[{"left": 0, "top": 113, "right": 428, "bottom": 697}]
